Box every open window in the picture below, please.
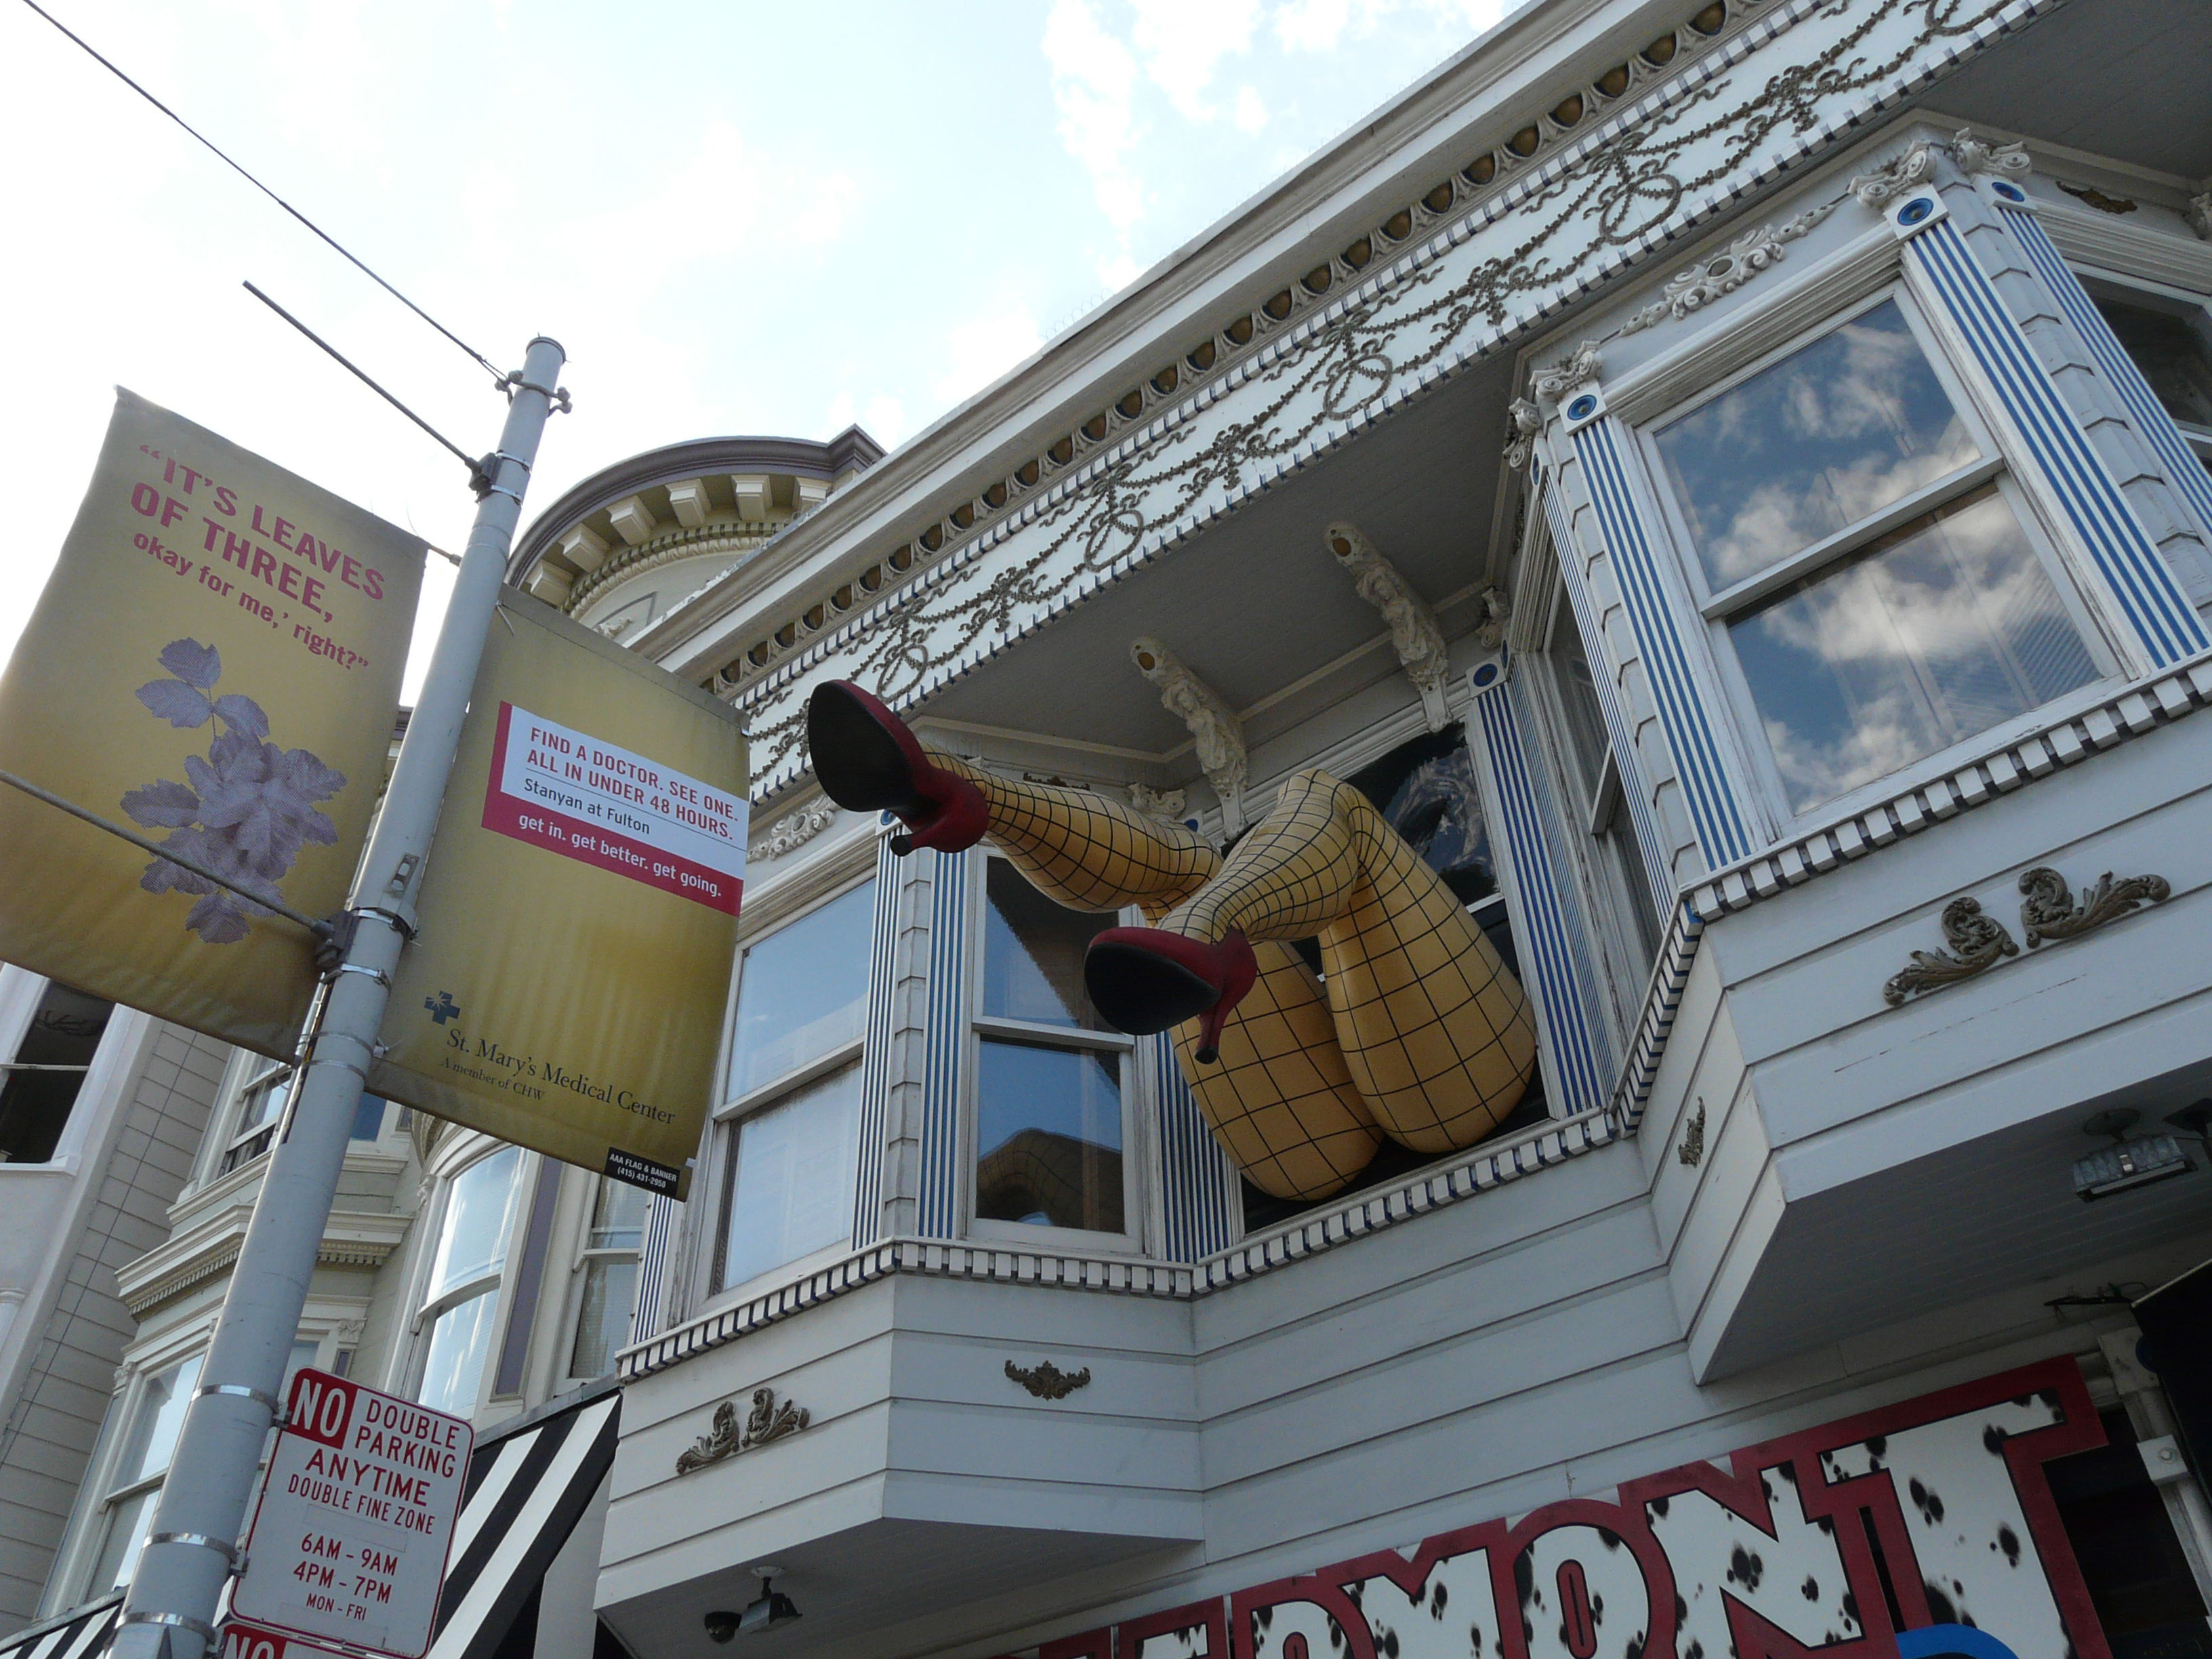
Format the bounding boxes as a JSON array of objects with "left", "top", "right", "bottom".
[
  {"left": 0, "top": 981, "right": 112, "bottom": 1165},
  {"left": 2083, "top": 281, "right": 2212, "bottom": 464},
  {"left": 715, "top": 877, "right": 874, "bottom": 1294},
  {"left": 1644, "top": 291, "right": 2110, "bottom": 821}
]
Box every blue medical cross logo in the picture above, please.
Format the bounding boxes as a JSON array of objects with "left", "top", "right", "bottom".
[{"left": 424, "top": 991, "right": 462, "bottom": 1025}]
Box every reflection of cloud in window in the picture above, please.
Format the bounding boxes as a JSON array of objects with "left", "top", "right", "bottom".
[
  {"left": 1658, "top": 302, "right": 1980, "bottom": 587},
  {"left": 1732, "top": 490, "right": 2094, "bottom": 810}
]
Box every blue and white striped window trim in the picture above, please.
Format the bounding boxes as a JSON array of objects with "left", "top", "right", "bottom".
[
  {"left": 1905, "top": 212, "right": 2208, "bottom": 666},
  {"left": 848, "top": 835, "right": 903, "bottom": 1248},
  {"left": 916, "top": 846, "right": 971, "bottom": 1238},
  {"left": 1994, "top": 195, "right": 2212, "bottom": 553},
  {"left": 1568, "top": 419, "right": 1756, "bottom": 867},
  {"left": 1152, "top": 1032, "right": 1240, "bottom": 1262},
  {"left": 1542, "top": 476, "right": 1679, "bottom": 916},
  {"left": 1471, "top": 674, "right": 1613, "bottom": 1115},
  {"left": 630, "top": 1192, "right": 675, "bottom": 1343}
]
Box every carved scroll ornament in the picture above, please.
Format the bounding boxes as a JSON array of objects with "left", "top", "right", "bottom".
[
  {"left": 1532, "top": 342, "right": 1601, "bottom": 405},
  {"left": 1326, "top": 523, "right": 1452, "bottom": 732},
  {"left": 674, "top": 1385, "right": 813, "bottom": 1474},
  {"left": 1132, "top": 636, "right": 1248, "bottom": 836},
  {"left": 1848, "top": 142, "right": 1934, "bottom": 208},
  {"left": 1503, "top": 398, "right": 1542, "bottom": 471},
  {"left": 2018, "top": 867, "right": 2170, "bottom": 947},
  {"left": 1619, "top": 201, "right": 1840, "bottom": 335},
  {"left": 1881, "top": 896, "right": 2018, "bottom": 1006},
  {"left": 1006, "top": 1359, "right": 1092, "bottom": 1399},
  {"left": 1951, "top": 128, "right": 2030, "bottom": 180}
]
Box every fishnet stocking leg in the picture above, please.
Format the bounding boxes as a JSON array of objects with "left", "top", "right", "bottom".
[
  {"left": 923, "top": 747, "right": 1378, "bottom": 1200},
  {"left": 1164, "top": 769, "right": 1538, "bottom": 1155}
]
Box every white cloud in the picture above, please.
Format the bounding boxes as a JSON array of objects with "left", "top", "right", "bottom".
[
  {"left": 932, "top": 307, "right": 1046, "bottom": 409},
  {"left": 1043, "top": 0, "right": 1145, "bottom": 235},
  {"left": 1233, "top": 85, "right": 1269, "bottom": 133},
  {"left": 1130, "top": 0, "right": 1261, "bottom": 121},
  {"left": 1275, "top": 0, "right": 1502, "bottom": 54}
]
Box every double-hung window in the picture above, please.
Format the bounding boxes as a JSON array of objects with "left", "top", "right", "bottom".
[
  {"left": 1645, "top": 292, "right": 2106, "bottom": 819},
  {"left": 413, "top": 1145, "right": 523, "bottom": 1416},
  {"left": 0, "top": 981, "right": 112, "bottom": 1165},
  {"left": 716, "top": 877, "right": 874, "bottom": 1293},
  {"left": 1544, "top": 602, "right": 1663, "bottom": 974},
  {"left": 567, "top": 1176, "right": 650, "bottom": 1380},
  {"left": 83, "top": 1338, "right": 316, "bottom": 1594},
  {"left": 219, "top": 1061, "right": 388, "bottom": 1175},
  {"left": 970, "top": 857, "right": 1134, "bottom": 1242}
]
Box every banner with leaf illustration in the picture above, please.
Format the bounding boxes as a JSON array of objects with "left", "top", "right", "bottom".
[
  {"left": 0, "top": 390, "right": 425, "bottom": 1056},
  {"left": 368, "top": 596, "right": 745, "bottom": 1198}
]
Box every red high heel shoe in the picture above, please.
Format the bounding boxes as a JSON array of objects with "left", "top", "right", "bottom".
[
  {"left": 806, "top": 681, "right": 987, "bottom": 855},
  {"left": 1084, "top": 927, "right": 1257, "bottom": 1064}
]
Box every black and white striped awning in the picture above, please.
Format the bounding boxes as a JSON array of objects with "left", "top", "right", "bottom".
[
  {"left": 426, "top": 1382, "right": 622, "bottom": 1659},
  {"left": 0, "top": 1594, "right": 121, "bottom": 1659}
]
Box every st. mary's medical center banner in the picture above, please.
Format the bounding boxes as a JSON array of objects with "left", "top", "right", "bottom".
[
  {"left": 0, "top": 389, "right": 424, "bottom": 1055},
  {"left": 370, "top": 595, "right": 746, "bottom": 1197}
]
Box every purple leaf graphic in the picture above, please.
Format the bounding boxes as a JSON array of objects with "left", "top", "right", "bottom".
[
  {"left": 159, "top": 639, "right": 222, "bottom": 690},
  {"left": 212, "top": 695, "right": 270, "bottom": 739},
  {"left": 126, "top": 644, "right": 350, "bottom": 945},
  {"left": 136, "top": 678, "right": 214, "bottom": 728},
  {"left": 121, "top": 779, "right": 201, "bottom": 829}
]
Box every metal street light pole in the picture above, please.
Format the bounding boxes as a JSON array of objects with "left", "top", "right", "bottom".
[{"left": 112, "top": 336, "right": 567, "bottom": 1659}]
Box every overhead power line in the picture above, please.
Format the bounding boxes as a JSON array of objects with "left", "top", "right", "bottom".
[{"left": 16, "top": 0, "right": 508, "bottom": 387}]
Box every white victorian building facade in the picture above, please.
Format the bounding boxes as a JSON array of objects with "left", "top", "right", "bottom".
[{"left": 7, "top": 2, "right": 2212, "bottom": 1659}]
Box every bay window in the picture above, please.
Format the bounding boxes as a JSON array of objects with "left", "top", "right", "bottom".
[
  {"left": 716, "top": 877, "right": 874, "bottom": 1292},
  {"left": 2087, "top": 286, "right": 2212, "bottom": 459},
  {"left": 972, "top": 857, "right": 1133, "bottom": 1240},
  {"left": 1646, "top": 293, "right": 2104, "bottom": 818},
  {"left": 1546, "top": 605, "right": 1663, "bottom": 972},
  {"left": 218, "top": 1061, "right": 388, "bottom": 1176}
]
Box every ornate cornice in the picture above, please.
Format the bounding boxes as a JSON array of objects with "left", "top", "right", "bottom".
[
  {"left": 731, "top": 0, "right": 2064, "bottom": 796},
  {"left": 1617, "top": 199, "right": 1840, "bottom": 334},
  {"left": 691, "top": 0, "right": 1862, "bottom": 704},
  {"left": 567, "top": 525, "right": 775, "bottom": 620}
]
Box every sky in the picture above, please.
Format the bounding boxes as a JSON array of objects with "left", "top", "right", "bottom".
[{"left": 0, "top": 0, "right": 1513, "bottom": 699}]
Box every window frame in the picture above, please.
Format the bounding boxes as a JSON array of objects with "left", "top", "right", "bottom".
[
  {"left": 1631, "top": 278, "right": 2124, "bottom": 831},
  {"left": 560, "top": 1174, "right": 651, "bottom": 1387},
  {"left": 1526, "top": 582, "right": 1665, "bottom": 1021},
  {"left": 404, "top": 1141, "right": 529, "bottom": 1417},
  {"left": 706, "top": 867, "right": 877, "bottom": 1300},
  {"left": 963, "top": 848, "right": 1145, "bottom": 1254},
  {"left": 0, "top": 972, "right": 117, "bottom": 1168},
  {"left": 2073, "top": 267, "right": 2212, "bottom": 462}
]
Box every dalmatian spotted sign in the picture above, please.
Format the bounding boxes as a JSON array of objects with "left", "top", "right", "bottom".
[{"left": 1055, "top": 1358, "right": 2118, "bottom": 1659}]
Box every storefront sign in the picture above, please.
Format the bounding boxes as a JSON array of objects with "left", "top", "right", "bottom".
[
  {"left": 369, "top": 596, "right": 746, "bottom": 1198},
  {"left": 232, "top": 1368, "right": 471, "bottom": 1659},
  {"left": 1040, "top": 1359, "right": 2110, "bottom": 1659},
  {"left": 0, "top": 390, "right": 424, "bottom": 1057}
]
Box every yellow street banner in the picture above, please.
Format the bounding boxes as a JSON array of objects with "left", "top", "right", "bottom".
[
  {"left": 0, "top": 389, "right": 425, "bottom": 1056},
  {"left": 369, "top": 594, "right": 746, "bottom": 1197}
]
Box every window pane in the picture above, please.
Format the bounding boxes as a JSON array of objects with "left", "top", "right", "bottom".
[
  {"left": 1551, "top": 621, "right": 1612, "bottom": 801},
  {"left": 983, "top": 859, "right": 1115, "bottom": 1028},
  {"left": 1656, "top": 300, "right": 1982, "bottom": 590},
  {"left": 417, "top": 1291, "right": 499, "bottom": 1416},
  {"left": 0, "top": 982, "right": 112, "bottom": 1164},
  {"left": 2092, "top": 293, "right": 2212, "bottom": 430},
  {"left": 240, "top": 1071, "right": 291, "bottom": 1132},
  {"left": 590, "top": 1178, "right": 650, "bottom": 1250},
  {"left": 1729, "top": 485, "right": 2097, "bottom": 813},
  {"left": 428, "top": 1147, "right": 520, "bottom": 1300},
  {"left": 115, "top": 1355, "right": 202, "bottom": 1487},
  {"left": 728, "top": 880, "right": 875, "bottom": 1098},
  {"left": 569, "top": 1258, "right": 640, "bottom": 1379},
  {"left": 91, "top": 1489, "right": 155, "bottom": 1591},
  {"left": 975, "top": 1040, "right": 1124, "bottom": 1233},
  {"left": 721, "top": 1063, "right": 863, "bottom": 1290}
]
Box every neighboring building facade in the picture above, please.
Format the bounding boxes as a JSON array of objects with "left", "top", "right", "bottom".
[
  {"left": 0, "top": 966, "right": 227, "bottom": 1629},
  {"left": 13, "top": 2, "right": 2212, "bottom": 1658}
]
